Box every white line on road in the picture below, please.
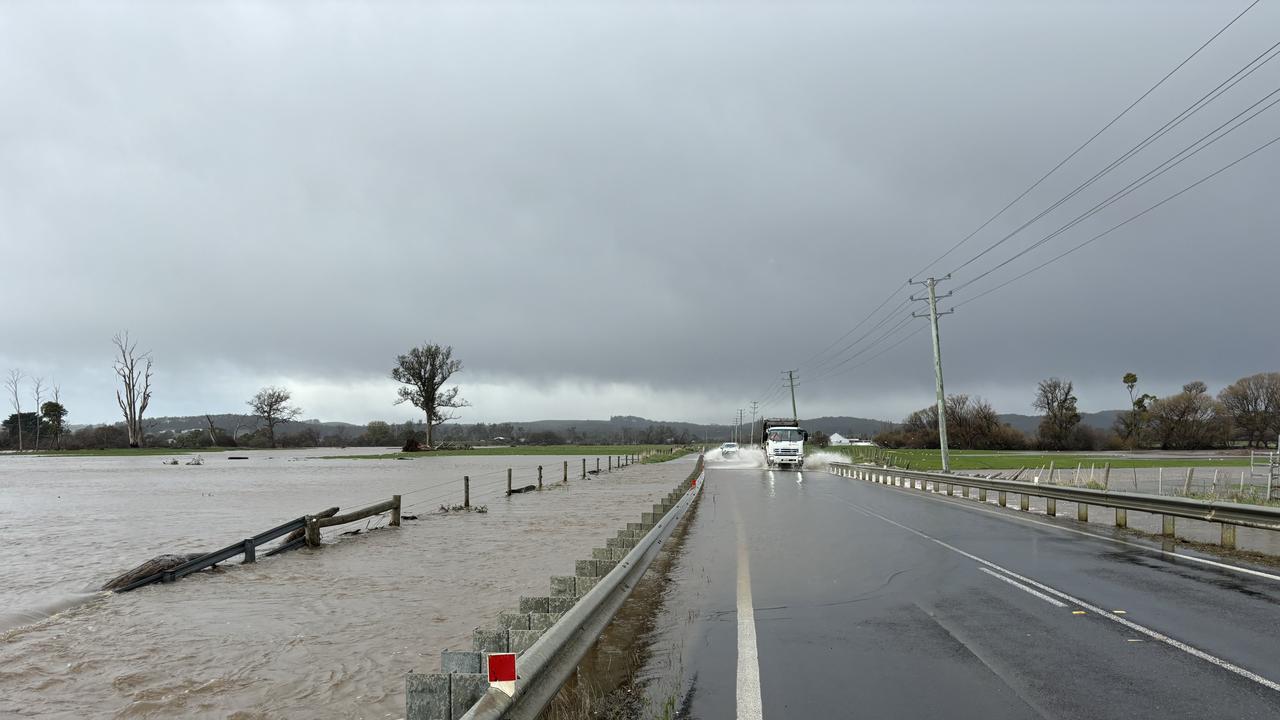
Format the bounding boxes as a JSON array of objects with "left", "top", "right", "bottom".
[
  {"left": 822, "top": 491, "right": 1280, "bottom": 694},
  {"left": 735, "top": 509, "right": 765, "bottom": 720},
  {"left": 978, "top": 566, "right": 1067, "bottom": 607},
  {"left": 847, "top": 472, "right": 1280, "bottom": 584}
]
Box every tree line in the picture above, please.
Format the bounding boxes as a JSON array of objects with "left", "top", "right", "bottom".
[{"left": 874, "top": 371, "right": 1280, "bottom": 451}]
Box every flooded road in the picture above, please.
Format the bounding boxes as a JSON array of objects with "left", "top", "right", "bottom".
[{"left": 0, "top": 449, "right": 695, "bottom": 718}]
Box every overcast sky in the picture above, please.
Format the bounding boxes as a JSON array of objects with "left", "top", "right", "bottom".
[{"left": 2, "top": 1, "right": 1278, "bottom": 427}]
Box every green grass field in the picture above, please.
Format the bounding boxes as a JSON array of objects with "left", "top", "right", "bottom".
[{"left": 829, "top": 446, "right": 1252, "bottom": 471}]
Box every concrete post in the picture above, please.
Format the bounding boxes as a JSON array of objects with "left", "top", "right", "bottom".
[
  {"left": 1162, "top": 515, "right": 1175, "bottom": 536},
  {"left": 1077, "top": 503, "right": 1089, "bottom": 522},
  {"left": 464, "top": 476, "right": 470, "bottom": 508},
  {"left": 1221, "top": 523, "right": 1236, "bottom": 549},
  {"left": 1046, "top": 497, "right": 1056, "bottom": 516},
  {"left": 1115, "top": 508, "right": 1126, "bottom": 528}
]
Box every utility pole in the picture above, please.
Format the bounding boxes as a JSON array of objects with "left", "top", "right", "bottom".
[
  {"left": 749, "top": 401, "right": 759, "bottom": 447},
  {"left": 783, "top": 370, "right": 799, "bottom": 422},
  {"left": 911, "top": 276, "right": 954, "bottom": 473},
  {"left": 735, "top": 409, "right": 745, "bottom": 445}
]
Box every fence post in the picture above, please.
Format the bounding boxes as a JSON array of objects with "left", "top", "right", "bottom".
[
  {"left": 391, "top": 495, "right": 401, "bottom": 526},
  {"left": 538, "top": 466, "right": 543, "bottom": 489},
  {"left": 1183, "top": 467, "right": 1194, "bottom": 495},
  {"left": 464, "top": 476, "right": 470, "bottom": 508},
  {"left": 1102, "top": 463, "right": 1111, "bottom": 489},
  {"left": 305, "top": 517, "right": 320, "bottom": 547},
  {"left": 608, "top": 456, "right": 613, "bottom": 472},
  {"left": 507, "top": 468, "right": 513, "bottom": 495},
  {"left": 564, "top": 460, "right": 568, "bottom": 482},
  {"left": 596, "top": 458, "right": 600, "bottom": 473},
  {"left": 242, "top": 539, "right": 256, "bottom": 564},
  {"left": 582, "top": 458, "right": 587, "bottom": 478},
  {"left": 1045, "top": 461, "right": 1054, "bottom": 485}
]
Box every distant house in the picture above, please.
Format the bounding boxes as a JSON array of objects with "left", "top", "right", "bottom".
[{"left": 829, "top": 433, "right": 851, "bottom": 446}]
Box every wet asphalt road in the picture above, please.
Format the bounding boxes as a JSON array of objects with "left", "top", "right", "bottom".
[{"left": 665, "top": 463, "right": 1280, "bottom": 719}]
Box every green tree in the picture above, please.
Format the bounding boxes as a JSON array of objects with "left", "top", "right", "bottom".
[
  {"left": 1218, "top": 373, "right": 1280, "bottom": 448},
  {"left": 40, "top": 400, "right": 68, "bottom": 450},
  {"left": 391, "top": 343, "right": 469, "bottom": 449},
  {"left": 1114, "top": 372, "right": 1156, "bottom": 449}
]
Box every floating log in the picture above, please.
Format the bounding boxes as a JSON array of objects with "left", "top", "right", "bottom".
[{"left": 102, "top": 553, "right": 206, "bottom": 592}]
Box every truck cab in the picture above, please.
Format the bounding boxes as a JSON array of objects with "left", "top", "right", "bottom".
[{"left": 761, "top": 419, "right": 807, "bottom": 469}]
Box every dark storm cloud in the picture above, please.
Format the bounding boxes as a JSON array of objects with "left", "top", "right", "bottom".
[{"left": 2, "top": 1, "right": 1277, "bottom": 423}]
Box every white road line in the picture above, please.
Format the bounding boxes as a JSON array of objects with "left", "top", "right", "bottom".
[
  {"left": 978, "top": 566, "right": 1067, "bottom": 607},
  {"left": 840, "top": 471, "right": 1280, "bottom": 584},
  {"left": 735, "top": 511, "right": 765, "bottom": 720},
  {"left": 824, "top": 491, "right": 1280, "bottom": 694}
]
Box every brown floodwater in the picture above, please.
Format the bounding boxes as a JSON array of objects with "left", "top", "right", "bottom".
[{"left": 0, "top": 449, "right": 695, "bottom": 719}]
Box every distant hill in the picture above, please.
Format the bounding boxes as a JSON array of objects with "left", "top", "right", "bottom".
[{"left": 997, "top": 410, "right": 1123, "bottom": 435}]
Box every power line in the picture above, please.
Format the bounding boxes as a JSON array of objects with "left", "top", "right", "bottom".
[
  {"left": 915, "top": 0, "right": 1262, "bottom": 279},
  {"left": 947, "top": 37, "right": 1280, "bottom": 279},
  {"left": 955, "top": 131, "right": 1280, "bottom": 310},
  {"left": 955, "top": 82, "right": 1280, "bottom": 293}
]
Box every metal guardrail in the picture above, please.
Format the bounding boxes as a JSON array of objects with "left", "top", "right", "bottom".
[
  {"left": 458, "top": 457, "right": 704, "bottom": 720},
  {"left": 116, "top": 515, "right": 308, "bottom": 592},
  {"left": 116, "top": 495, "right": 402, "bottom": 593},
  {"left": 829, "top": 462, "right": 1280, "bottom": 549}
]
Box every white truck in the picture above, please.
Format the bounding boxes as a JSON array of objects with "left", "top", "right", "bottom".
[{"left": 761, "top": 418, "right": 808, "bottom": 469}]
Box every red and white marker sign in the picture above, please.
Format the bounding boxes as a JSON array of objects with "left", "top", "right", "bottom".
[{"left": 488, "top": 653, "right": 517, "bottom": 696}]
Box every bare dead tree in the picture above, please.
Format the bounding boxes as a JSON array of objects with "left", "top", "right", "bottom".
[
  {"left": 4, "top": 369, "right": 23, "bottom": 451},
  {"left": 205, "top": 414, "right": 219, "bottom": 446},
  {"left": 391, "top": 343, "right": 469, "bottom": 449},
  {"left": 30, "top": 377, "right": 45, "bottom": 451},
  {"left": 112, "top": 331, "right": 153, "bottom": 448},
  {"left": 248, "top": 386, "right": 302, "bottom": 448}
]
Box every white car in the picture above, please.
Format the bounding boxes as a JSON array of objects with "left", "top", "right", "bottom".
[{"left": 720, "top": 442, "right": 739, "bottom": 457}]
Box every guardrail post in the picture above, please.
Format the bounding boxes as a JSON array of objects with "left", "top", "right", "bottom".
[
  {"left": 464, "top": 476, "right": 470, "bottom": 508},
  {"left": 305, "top": 517, "right": 320, "bottom": 547},
  {"left": 947, "top": 483, "right": 954, "bottom": 496},
  {"left": 1077, "top": 503, "right": 1089, "bottom": 522},
  {"left": 1019, "top": 494, "right": 1029, "bottom": 511},
  {"left": 1162, "top": 515, "right": 1175, "bottom": 536},
  {"left": 1221, "top": 523, "right": 1236, "bottom": 549},
  {"left": 962, "top": 485, "right": 969, "bottom": 498},
  {"left": 391, "top": 495, "right": 401, "bottom": 526},
  {"left": 998, "top": 491, "right": 1007, "bottom": 507},
  {"left": 1046, "top": 497, "right": 1056, "bottom": 516},
  {"left": 1115, "top": 508, "right": 1126, "bottom": 528},
  {"left": 538, "top": 466, "right": 543, "bottom": 489},
  {"left": 979, "top": 488, "right": 987, "bottom": 502},
  {"left": 242, "top": 539, "right": 256, "bottom": 564}
]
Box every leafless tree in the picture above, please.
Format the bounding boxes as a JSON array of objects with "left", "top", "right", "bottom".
[
  {"left": 391, "top": 343, "right": 469, "bottom": 449},
  {"left": 30, "top": 377, "right": 45, "bottom": 451},
  {"left": 1033, "top": 377, "right": 1081, "bottom": 450},
  {"left": 248, "top": 386, "right": 302, "bottom": 448},
  {"left": 1218, "top": 373, "right": 1280, "bottom": 448},
  {"left": 4, "top": 369, "right": 23, "bottom": 451},
  {"left": 112, "top": 331, "right": 153, "bottom": 448},
  {"left": 204, "top": 414, "right": 219, "bottom": 446}
]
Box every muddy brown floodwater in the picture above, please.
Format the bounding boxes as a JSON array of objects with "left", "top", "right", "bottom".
[{"left": 0, "top": 449, "right": 696, "bottom": 719}]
